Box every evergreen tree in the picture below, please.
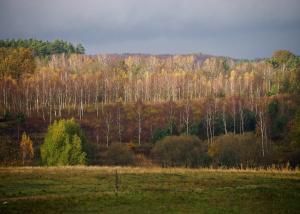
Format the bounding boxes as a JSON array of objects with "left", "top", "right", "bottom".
[
  {"left": 75, "top": 44, "right": 85, "bottom": 54},
  {"left": 0, "top": 39, "right": 85, "bottom": 57}
]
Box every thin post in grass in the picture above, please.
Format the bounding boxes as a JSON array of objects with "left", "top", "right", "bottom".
[{"left": 115, "top": 170, "right": 120, "bottom": 196}]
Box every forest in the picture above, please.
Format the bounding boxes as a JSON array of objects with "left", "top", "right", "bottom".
[
  {"left": 0, "top": 41, "right": 300, "bottom": 168},
  {"left": 0, "top": 39, "right": 85, "bottom": 58}
]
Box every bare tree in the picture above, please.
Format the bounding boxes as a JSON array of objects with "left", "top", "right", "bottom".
[
  {"left": 205, "top": 98, "right": 214, "bottom": 145},
  {"left": 104, "top": 106, "right": 113, "bottom": 147},
  {"left": 166, "top": 99, "right": 176, "bottom": 135},
  {"left": 116, "top": 101, "right": 123, "bottom": 143},
  {"left": 257, "top": 94, "right": 268, "bottom": 157},
  {"left": 183, "top": 99, "right": 192, "bottom": 135},
  {"left": 134, "top": 100, "right": 144, "bottom": 145},
  {"left": 239, "top": 99, "right": 245, "bottom": 134},
  {"left": 222, "top": 100, "right": 228, "bottom": 135}
]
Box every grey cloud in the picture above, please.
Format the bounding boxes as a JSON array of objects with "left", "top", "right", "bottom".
[{"left": 0, "top": 0, "right": 300, "bottom": 58}]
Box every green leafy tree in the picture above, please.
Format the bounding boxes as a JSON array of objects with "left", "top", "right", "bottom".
[
  {"left": 69, "top": 135, "right": 87, "bottom": 165},
  {"left": 40, "top": 118, "right": 87, "bottom": 166}
]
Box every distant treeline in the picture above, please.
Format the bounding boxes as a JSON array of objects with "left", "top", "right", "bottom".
[{"left": 0, "top": 39, "right": 85, "bottom": 57}]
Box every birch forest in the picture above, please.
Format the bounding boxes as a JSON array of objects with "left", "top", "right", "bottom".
[{"left": 1, "top": 40, "right": 300, "bottom": 167}]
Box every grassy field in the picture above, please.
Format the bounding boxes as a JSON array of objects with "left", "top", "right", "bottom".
[{"left": 0, "top": 167, "right": 300, "bottom": 213}]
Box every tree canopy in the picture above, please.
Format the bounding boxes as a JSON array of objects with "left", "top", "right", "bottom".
[
  {"left": 0, "top": 47, "right": 35, "bottom": 79},
  {"left": 0, "top": 39, "right": 85, "bottom": 57},
  {"left": 268, "top": 50, "right": 300, "bottom": 69},
  {"left": 40, "top": 118, "right": 87, "bottom": 166}
]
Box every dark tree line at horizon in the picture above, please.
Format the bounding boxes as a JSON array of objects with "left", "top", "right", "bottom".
[{"left": 0, "top": 39, "right": 85, "bottom": 57}]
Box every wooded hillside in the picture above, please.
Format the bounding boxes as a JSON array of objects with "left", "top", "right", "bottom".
[{"left": 0, "top": 45, "right": 299, "bottom": 167}]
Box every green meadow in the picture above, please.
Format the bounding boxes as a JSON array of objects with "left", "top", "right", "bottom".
[{"left": 0, "top": 167, "right": 300, "bottom": 213}]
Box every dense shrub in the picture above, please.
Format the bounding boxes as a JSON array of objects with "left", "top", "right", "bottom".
[
  {"left": 208, "top": 133, "right": 260, "bottom": 167},
  {"left": 104, "top": 143, "right": 134, "bottom": 166},
  {"left": 134, "top": 154, "right": 153, "bottom": 166},
  {"left": 268, "top": 100, "right": 289, "bottom": 139},
  {"left": 284, "top": 109, "right": 300, "bottom": 167},
  {"left": 0, "top": 136, "right": 19, "bottom": 165},
  {"left": 40, "top": 118, "right": 87, "bottom": 166},
  {"left": 131, "top": 143, "right": 153, "bottom": 156},
  {"left": 151, "top": 135, "right": 210, "bottom": 167}
]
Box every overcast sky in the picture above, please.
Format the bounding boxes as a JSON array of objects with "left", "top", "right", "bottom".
[{"left": 0, "top": 0, "right": 300, "bottom": 58}]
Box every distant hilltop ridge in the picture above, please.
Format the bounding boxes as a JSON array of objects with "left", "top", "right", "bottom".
[
  {"left": 80, "top": 52, "right": 239, "bottom": 72},
  {"left": 0, "top": 38, "right": 252, "bottom": 62},
  {"left": 100, "top": 53, "right": 216, "bottom": 65},
  {"left": 1, "top": 39, "right": 297, "bottom": 70}
]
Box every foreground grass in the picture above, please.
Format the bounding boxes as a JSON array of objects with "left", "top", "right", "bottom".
[{"left": 0, "top": 167, "right": 300, "bottom": 213}]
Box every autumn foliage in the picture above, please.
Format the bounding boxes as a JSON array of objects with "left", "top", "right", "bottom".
[
  {"left": 0, "top": 44, "right": 300, "bottom": 167},
  {"left": 20, "top": 132, "right": 34, "bottom": 165}
]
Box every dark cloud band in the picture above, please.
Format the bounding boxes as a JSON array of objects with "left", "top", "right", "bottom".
[{"left": 0, "top": 0, "right": 299, "bottom": 58}]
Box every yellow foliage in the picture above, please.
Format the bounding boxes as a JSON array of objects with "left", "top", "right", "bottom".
[{"left": 20, "top": 132, "right": 34, "bottom": 164}]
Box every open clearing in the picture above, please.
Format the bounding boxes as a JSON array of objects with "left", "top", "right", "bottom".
[{"left": 0, "top": 167, "right": 300, "bottom": 213}]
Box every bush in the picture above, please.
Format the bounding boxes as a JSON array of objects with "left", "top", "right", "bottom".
[
  {"left": 40, "top": 118, "right": 87, "bottom": 166},
  {"left": 134, "top": 154, "right": 153, "bottom": 166},
  {"left": 0, "top": 136, "right": 19, "bottom": 165},
  {"left": 3, "top": 111, "right": 12, "bottom": 121},
  {"left": 131, "top": 143, "right": 153, "bottom": 157},
  {"left": 104, "top": 143, "right": 134, "bottom": 166},
  {"left": 151, "top": 135, "right": 210, "bottom": 167},
  {"left": 208, "top": 133, "right": 259, "bottom": 167}
]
